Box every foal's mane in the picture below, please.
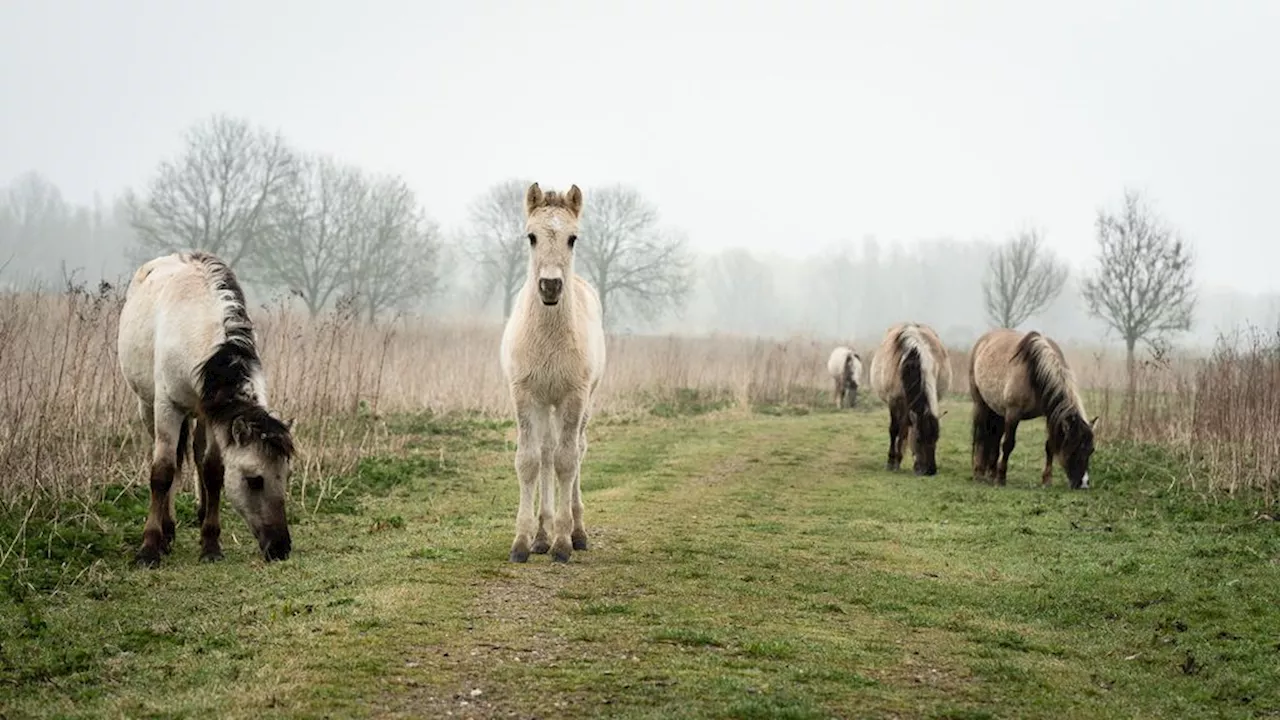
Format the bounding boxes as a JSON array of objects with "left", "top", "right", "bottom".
[
  {"left": 531, "top": 190, "right": 577, "bottom": 211},
  {"left": 1013, "top": 331, "right": 1085, "bottom": 447},
  {"left": 188, "top": 252, "right": 294, "bottom": 460},
  {"left": 896, "top": 324, "right": 938, "bottom": 418}
]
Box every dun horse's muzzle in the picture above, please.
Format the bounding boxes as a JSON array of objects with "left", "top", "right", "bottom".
[{"left": 258, "top": 525, "right": 292, "bottom": 561}]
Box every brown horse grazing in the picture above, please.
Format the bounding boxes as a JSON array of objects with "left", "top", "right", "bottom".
[
  {"left": 969, "top": 328, "right": 1098, "bottom": 488},
  {"left": 869, "top": 322, "right": 952, "bottom": 475}
]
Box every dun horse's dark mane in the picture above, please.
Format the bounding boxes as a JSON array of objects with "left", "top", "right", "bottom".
[
  {"left": 896, "top": 327, "right": 933, "bottom": 419},
  {"left": 1014, "top": 331, "right": 1086, "bottom": 451},
  {"left": 188, "top": 252, "right": 294, "bottom": 461}
]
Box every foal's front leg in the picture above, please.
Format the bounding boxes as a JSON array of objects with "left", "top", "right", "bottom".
[
  {"left": 510, "top": 397, "right": 548, "bottom": 563},
  {"left": 531, "top": 423, "right": 556, "bottom": 555},
  {"left": 550, "top": 395, "right": 587, "bottom": 563}
]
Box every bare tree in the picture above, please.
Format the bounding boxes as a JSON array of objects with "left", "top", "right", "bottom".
[
  {"left": 1082, "top": 189, "right": 1196, "bottom": 404},
  {"left": 253, "top": 156, "right": 363, "bottom": 315},
  {"left": 576, "top": 185, "right": 693, "bottom": 327},
  {"left": 982, "top": 228, "right": 1068, "bottom": 328},
  {"left": 127, "top": 115, "right": 296, "bottom": 268},
  {"left": 343, "top": 175, "right": 442, "bottom": 321},
  {"left": 460, "top": 178, "right": 529, "bottom": 319}
]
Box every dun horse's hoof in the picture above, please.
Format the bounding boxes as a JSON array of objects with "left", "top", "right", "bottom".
[
  {"left": 571, "top": 530, "right": 589, "bottom": 551},
  {"left": 135, "top": 547, "right": 162, "bottom": 568}
]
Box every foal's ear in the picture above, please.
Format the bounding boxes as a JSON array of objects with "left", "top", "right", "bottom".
[
  {"left": 525, "top": 183, "right": 544, "bottom": 216},
  {"left": 566, "top": 184, "right": 584, "bottom": 218},
  {"left": 231, "top": 416, "right": 253, "bottom": 446}
]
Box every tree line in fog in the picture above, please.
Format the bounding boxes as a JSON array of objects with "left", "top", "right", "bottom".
[{"left": 4, "top": 113, "right": 1265, "bottom": 355}]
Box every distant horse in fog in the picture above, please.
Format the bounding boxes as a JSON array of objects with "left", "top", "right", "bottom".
[
  {"left": 117, "top": 252, "right": 295, "bottom": 567},
  {"left": 827, "top": 346, "right": 863, "bottom": 408},
  {"left": 499, "top": 182, "right": 606, "bottom": 564},
  {"left": 969, "top": 328, "right": 1097, "bottom": 489},
  {"left": 869, "top": 322, "right": 951, "bottom": 475}
]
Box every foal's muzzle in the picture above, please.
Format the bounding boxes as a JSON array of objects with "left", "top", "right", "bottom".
[{"left": 539, "top": 278, "right": 563, "bottom": 305}]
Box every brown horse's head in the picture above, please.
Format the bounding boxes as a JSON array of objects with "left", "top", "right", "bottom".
[{"left": 1059, "top": 414, "right": 1099, "bottom": 489}]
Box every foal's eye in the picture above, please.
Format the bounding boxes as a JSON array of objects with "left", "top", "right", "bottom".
[
  {"left": 568, "top": 234, "right": 577, "bottom": 248},
  {"left": 527, "top": 233, "right": 537, "bottom": 246},
  {"left": 246, "top": 475, "right": 265, "bottom": 492}
]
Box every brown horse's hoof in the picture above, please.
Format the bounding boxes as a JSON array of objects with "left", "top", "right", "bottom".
[
  {"left": 200, "top": 549, "right": 224, "bottom": 563},
  {"left": 572, "top": 530, "right": 589, "bottom": 551}
]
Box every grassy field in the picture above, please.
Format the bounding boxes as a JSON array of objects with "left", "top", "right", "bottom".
[{"left": 3, "top": 398, "right": 1280, "bottom": 719}]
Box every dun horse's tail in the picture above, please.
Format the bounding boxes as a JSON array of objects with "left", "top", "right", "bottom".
[
  {"left": 1013, "top": 331, "right": 1077, "bottom": 428},
  {"left": 896, "top": 325, "right": 936, "bottom": 418}
]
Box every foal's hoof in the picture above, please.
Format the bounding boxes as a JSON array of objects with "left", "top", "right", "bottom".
[
  {"left": 571, "top": 530, "right": 589, "bottom": 551},
  {"left": 135, "top": 547, "right": 162, "bottom": 568},
  {"left": 509, "top": 547, "right": 530, "bottom": 563},
  {"left": 531, "top": 534, "right": 551, "bottom": 555},
  {"left": 550, "top": 538, "right": 573, "bottom": 563},
  {"left": 200, "top": 549, "right": 224, "bottom": 563}
]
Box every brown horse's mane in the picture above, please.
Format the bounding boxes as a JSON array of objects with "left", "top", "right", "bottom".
[{"left": 1013, "top": 331, "right": 1087, "bottom": 451}]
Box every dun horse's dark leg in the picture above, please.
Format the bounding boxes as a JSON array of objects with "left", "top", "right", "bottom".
[
  {"left": 996, "top": 418, "right": 1019, "bottom": 486},
  {"left": 194, "top": 421, "right": 225, "bottom": 562},
  {"left": 137, "top": 406, "right": 184, "bottom": 567},
  {"left": 162, "top": 416, "right": 190, "bottom": 552},
  {"left": 886, "top": 410, "right": 902, "bottom": 471}
]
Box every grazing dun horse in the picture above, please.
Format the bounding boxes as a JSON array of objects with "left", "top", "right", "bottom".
[
  {"left": 118, "top": 252, "right": 295, "bottom": 567},
  {"left": 500, "top": 182, "right": 606, "bottom": 564},
  {"left": 869, "top": 322, "right": 952, "bottom": 475},
  {"left": 826, "top": 346, "right": 863, "bottom": 408},
  {"left": 969, "top": 328, "right": 1098, "bottom": 488}
]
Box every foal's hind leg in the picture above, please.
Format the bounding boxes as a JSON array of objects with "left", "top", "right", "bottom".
[{"left": 137, "top": 403, "right": 185, "bottom": 567}]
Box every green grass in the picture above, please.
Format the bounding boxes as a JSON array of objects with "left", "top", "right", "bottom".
[{"left": 3, "top": 400, "right": 1280, "bottom": 718}]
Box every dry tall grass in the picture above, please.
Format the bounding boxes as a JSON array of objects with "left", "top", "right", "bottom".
[{"left": 2, "top": 285, "right": 1276, "bottom": 511}]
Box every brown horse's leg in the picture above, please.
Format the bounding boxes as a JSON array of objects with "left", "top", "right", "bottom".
[
  {"left": 1041, "top": 436, "right": 1054, "bottom": 487},
  {"left": 137, "top": 404, "right": 184, "bottom": 567},
  {"left": 194, "top": 420, "right": 225, "bottom": 562},
  {"left": 996, "top": 418, "right": 1020, "bottom": 486},
  {"left": 886, "top": 407, "right": 902, "bottom": 471}
]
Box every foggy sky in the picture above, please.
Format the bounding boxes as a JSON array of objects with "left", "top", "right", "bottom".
[{"left": 3, "top": 0, "right": 1278, "bottom": 292}]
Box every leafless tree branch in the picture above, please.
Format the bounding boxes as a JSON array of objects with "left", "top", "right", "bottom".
[
  {"left": 459, "top": 178, "right": 530, "bottom": 319},
  {"left": 981, "top": 227, "right": 1068, "bottom": 328}
]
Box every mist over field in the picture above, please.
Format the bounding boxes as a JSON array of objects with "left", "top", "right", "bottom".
[{"left": 4, "top": 1, "right": 1280, "bottom": 354}]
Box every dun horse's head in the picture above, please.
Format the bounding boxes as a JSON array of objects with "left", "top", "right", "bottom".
[
  {"left": 219, "top": 411, "right": 295, "bottom": 560},
  {"left": 909, "top": 409, "right": 947, "bottom": 475},
  {"left": 1060, "top": 414, "right": 1099, "bottom": 489},
  {"left": 524, "top": 182, "right": 584, "bottom": 307}
]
